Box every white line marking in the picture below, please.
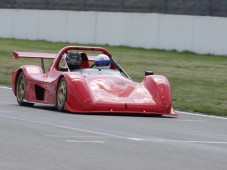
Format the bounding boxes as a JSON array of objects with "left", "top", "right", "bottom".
[
  {"left": 0, "top": 114, "right": 126, "bottom": 139},
  {"left": 128, "top": 138, "right": 145, "bottom": 141},
  {"left": 0, "top": 86, "right": 11, "bottom": 90},
  {"left": 0, "top": 111, "right": 16, "bottom": 113},
  {"left": 66, "top": 140, "right": 105, "bottom": 143},
  {"left": 0, "top": 101, "right": 15, "bottom": 105},
  {"left": 55, "top": 124, "right": 125, "bottom": 139},
  {"left": 129, "top": 138, "right": 227, "bottom": 144},
  {"left": 177, "top": 119, "right": 207, "bottom": 122},
  {"left": 46, "top": 135, "right": 115, "bottom": 138},
  {"left": 194, "top": 131, "right": 227, "bottom": 138},
  {"left": 178, "top": 111, "right": 227, "bottom": 120}
]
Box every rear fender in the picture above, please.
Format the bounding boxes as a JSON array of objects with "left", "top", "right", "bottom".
[
  {"left": 11, "top": 68, "right": 21, "bottom": 96},
  {"left": 11, "top": 66, "right": 43, "bottom": 96}
]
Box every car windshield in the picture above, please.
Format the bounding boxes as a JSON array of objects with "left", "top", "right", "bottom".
[{"left": 72, "top": 68, "right": 122, "bottom": 76}]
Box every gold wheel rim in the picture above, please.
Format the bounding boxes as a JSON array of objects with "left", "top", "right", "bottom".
[
  {"left": 17, "top": 75, "right": 25, "bottom": 101},
  {"left": 57, "top": 81, "right": 66, "bottom": 107}
]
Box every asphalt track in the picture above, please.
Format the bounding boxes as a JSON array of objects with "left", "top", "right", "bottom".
[{"left": 0, "top": 86, "right": 227, "bottom": 170}]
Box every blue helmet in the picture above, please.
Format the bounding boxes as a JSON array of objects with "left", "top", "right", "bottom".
[{"left": 95, "top": 54, "right": 110, "bottom": 69}]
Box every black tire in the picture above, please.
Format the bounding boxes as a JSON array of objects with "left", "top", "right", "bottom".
[
  {"left": 56, "top": 77, "right": 67, "bottom": 112},
  {"left": 16, "top": 72, "right": 34, "bottom": 107}
]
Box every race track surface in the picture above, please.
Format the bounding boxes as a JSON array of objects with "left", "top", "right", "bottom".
[{"left": 0, "top": 86, "right": 227, "bottom": 170}]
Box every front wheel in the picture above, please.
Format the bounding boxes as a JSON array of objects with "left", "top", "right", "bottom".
[
  {"left": 16, "top": 72, "right": 34, "bottom": 107},
  {"left": 56, "top": 77, "right": 67, "bottom": 112}
]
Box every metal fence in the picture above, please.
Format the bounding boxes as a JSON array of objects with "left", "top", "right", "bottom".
[{"left": 1, "top": 0, "right": 227, "bottom": 17}]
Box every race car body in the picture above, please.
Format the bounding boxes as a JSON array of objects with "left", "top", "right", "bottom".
[{"left": 11, "top": 46, "right": 177, "bottom": 116}]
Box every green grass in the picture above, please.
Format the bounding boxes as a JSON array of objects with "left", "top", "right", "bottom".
[{"left": 0, "top": 38, "right": 227, "bottom": 116}]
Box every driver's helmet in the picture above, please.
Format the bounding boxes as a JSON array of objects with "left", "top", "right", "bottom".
[
  {"left": 95, "top": 54, "right": 111, "bottom": 69},
  {"left": 65, "top": 52, "right": 82, "bottom": 70}
]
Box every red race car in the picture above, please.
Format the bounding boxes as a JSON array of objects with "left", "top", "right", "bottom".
[{"left": 11, "top": 46, "right": 177, "bottom": 116}]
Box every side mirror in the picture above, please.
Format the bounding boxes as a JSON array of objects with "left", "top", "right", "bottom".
[{"left": 145, "top": 71, "right": 154, "bottom": 76}]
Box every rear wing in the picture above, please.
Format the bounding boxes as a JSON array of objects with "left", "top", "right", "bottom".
[
  {"left": 13, "top": 51, "right": 56, "bottom": 72},
  {"left": 13, "top": 51, "right": 56, "bottom": 59},
  {"left": 13, "top": 51, "right": 97, "bottom": 61}
]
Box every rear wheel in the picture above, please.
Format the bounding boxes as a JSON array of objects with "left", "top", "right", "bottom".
[
  {"left": 56, "top": 77, "right": 67, "bottom": 112},
  {"left": 16, "top": 72, "right": 34, "bottom": 106}
]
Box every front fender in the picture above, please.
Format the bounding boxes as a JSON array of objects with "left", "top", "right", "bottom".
[
  {"left": 63, "top": 74, "right": 94, "bottom": 112},
  {"left": 142, "top": 75, "right": 173, "bottom": 114}
]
